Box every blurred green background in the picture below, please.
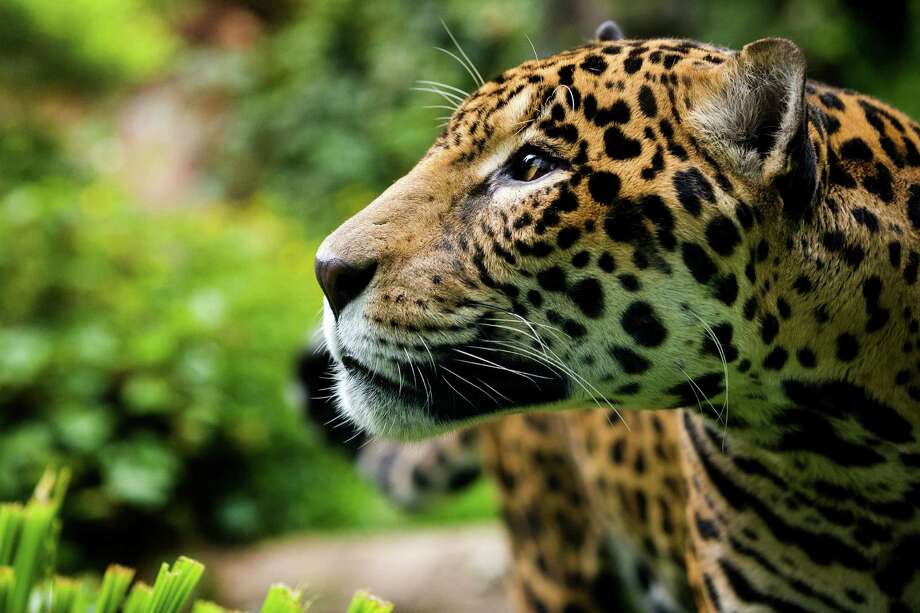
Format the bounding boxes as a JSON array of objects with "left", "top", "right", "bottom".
[{"left": 1, "top": 0, "right": 918, "bottom": 573}]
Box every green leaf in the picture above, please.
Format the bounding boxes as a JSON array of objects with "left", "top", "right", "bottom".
[
  {"left": 0, "top": 328, "right": 52, "bottom": 385},
  {"left": 53, "top": 405, "right": 113, "bottom": 454},
  {"left": 346, "top": 591, "right": 394, "bottom": 613},
  {"left": 121, "top": 375, "right": 175, "bottom": 415},
  {"left": 99, "top": 438, "right": 179, "bottom": 508}
]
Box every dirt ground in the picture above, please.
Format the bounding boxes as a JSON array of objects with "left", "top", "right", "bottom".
[{"left": 197, "top": 523, "right": 511, "bottom": 613}]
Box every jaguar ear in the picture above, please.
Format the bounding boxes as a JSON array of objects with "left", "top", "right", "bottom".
[
  {"left": 595, "top": 20, "right": 624, "bottom": 42},
  {"left": 690, "top": 38, "right": 813, "bottom": 186}
]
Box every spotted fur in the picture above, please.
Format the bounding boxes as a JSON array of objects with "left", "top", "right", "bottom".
[
  {"left": 355, "top": 427, "right": 481, "bottom": 509},
  {"left": 315, "top": 26, "right": 920, "bottom": 613}
]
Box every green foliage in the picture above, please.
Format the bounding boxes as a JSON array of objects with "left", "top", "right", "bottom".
[
  {"left": 0, "top": 121, "right": 79, "bottom": 196},
  {"left": 217, "top": 0, "right": 548, "bottom": 237},
  {"left": 0, "top": 171, "right": 494, "bottom": 562},
  {"left": 0, "top": 70, "right": 499, "bottom": 561},
  {"left": 0, "top": 176, "right": 327, "bottom": 557},
  {"left": 0, "top": 473, "right": 393, "bottom": 613},
  {"left": 0, "top": 0, "right": 178, "bottom": 92}
]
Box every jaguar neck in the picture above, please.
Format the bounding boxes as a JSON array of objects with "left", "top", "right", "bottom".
[{"left": 711, "top": 97, "right": 920, "bottom": 480}]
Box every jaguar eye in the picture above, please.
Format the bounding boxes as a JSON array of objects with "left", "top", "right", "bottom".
[{"left": 508, "top": 147, "right": 561, "bottom": 182}]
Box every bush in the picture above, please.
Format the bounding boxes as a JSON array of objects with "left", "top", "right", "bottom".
[
  {"left": 0, "top": 0, "right": 177, "bottom": 93},
  {"left": 0, "top": 120, "right": 80, "bottom": 195},
  {"left": 0, "top": 176, "right": 346, "bottom": 564}
]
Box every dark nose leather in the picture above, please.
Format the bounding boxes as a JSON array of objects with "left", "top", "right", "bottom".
[{"left": 315, "top": 257, "right": 378, "bottom": 318}]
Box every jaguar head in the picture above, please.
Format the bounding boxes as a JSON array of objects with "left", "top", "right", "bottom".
[{"left": 316, "top": 23, "right": 821, "bottom": 439}]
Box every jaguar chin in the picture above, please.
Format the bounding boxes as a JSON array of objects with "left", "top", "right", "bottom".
[{"left": 322, "top": 302, "right": 570, "bottom": 440}]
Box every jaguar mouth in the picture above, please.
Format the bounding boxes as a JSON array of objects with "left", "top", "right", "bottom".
[
  {"left": 340, "top": 354, "right": 422, "bottom": 402},
  {"left": 336, "top": 339, "right": 570, "bottom": 434}
]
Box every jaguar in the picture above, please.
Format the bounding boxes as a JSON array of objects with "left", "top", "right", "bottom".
[{"left": 311, "top": 19, "right": 920, "bottom": 612}]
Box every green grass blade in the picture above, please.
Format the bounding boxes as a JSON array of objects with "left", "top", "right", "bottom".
[
  {"left": 1, "top": 470, "right": 396, "bottom": 613},
  {"left": 147, "top": 557, "right": 205, "bottom": 613},
  {"left": 0, "top": 506, "right": 24, "bottom": 566},
  {"left": 258, "top": 584, "right": 305, "bottom": 613},
  {"left": 68, "top": 581, "right": 95, "bottom": 613},
  {"left": 8, "top": 502, "right": 56, "bottom": 613},
  {"left": 49, "top": 576, "right": 81, "bottom": 613},
  {"left": 32, "top": 469, "right": 70, "bottom": 511},
  {"left": 147, "top": 563, "right": 172, "bottom": 613},
  {"left": 0, "top": 567, "right": 14, "bottom": 613},
  {"left": 95, "top": 565, "right": 135, "bottom": 613},
  {"left": 346, "top": 591, "right": 393, "bottom": 613},
  {"left": 170, "top": 558, "right": 205, "bottom": 613},
  {"left": 0, "top": 469, "right": 71, "bottom": 613},
  {"left": 123, "top": 582, "right": 153, "bottom": 613}
]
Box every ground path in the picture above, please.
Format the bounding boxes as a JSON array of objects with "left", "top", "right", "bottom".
[{"left": 197, "top": 523, "right": 510, "bottom": 612}]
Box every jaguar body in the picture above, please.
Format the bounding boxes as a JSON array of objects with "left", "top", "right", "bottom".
[{"left": 313, "top": 21, "right": 920, "bottom": 612}]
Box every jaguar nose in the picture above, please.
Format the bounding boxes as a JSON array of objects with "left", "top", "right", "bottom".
[{"left": 315, "top": 256, "right": 378, "bottom": 319}]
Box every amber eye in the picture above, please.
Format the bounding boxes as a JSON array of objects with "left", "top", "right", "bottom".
[{"left": 508, "top": 147, "right": 561, "bottom": 182}]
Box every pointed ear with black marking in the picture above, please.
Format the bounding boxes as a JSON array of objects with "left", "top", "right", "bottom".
[
  {"left": 690, "top": 38, "right": 814, "bottom": 191},
  {"left": 595, "top": 20, "right": 624, "bottom": 42}
]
